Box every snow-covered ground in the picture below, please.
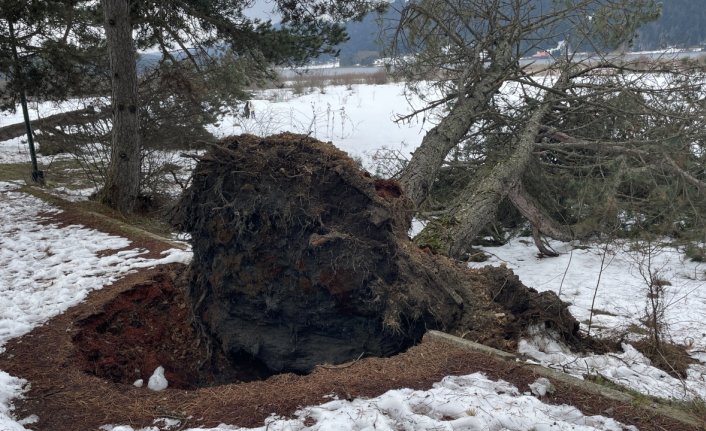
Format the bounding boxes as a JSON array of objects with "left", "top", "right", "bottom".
[
  {"left": 2, "top": 82, "right": 705, "bottom": 429},
  {"left": 214, "top": 82, "right": 433, "bottom": 171},
  {"left": 469, "top": 238, "right": 706, "bottom": 401},
  {"left": 0, "top": 99, "right": 99, "bottom": 165},
  {"left": 0, "top": 178, "right": 645, "bottom": 431},
  {"left": 0, "top": 83, "right": 429, "bottom": 172},
  {"left": 104, "top": 374, "right": 636, "bottom": 431}
]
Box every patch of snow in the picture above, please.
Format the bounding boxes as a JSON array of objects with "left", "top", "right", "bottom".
[
  {"left": 147, "top": 366, "right": 168, "bottom": 391},
  {"left": 0, "top": 371, "right": 29, "bottom": 431},
  {"left": 519, "top": 328, "right": 705, "bottom": 401},
  {"left": 469, "top": 238, "right": 706, "bottom": 401},
  {"left": 17, "top": 414, "right": 38, "bottom": 425},
  {"left": 408, "top": 218, "right": 427, "bottom": 238},
  {"left": 153, "top": 418, "right": 182, "bottom": 429},
  {"left": 528, "top": 377, "right": 555, "bottom": 397}
]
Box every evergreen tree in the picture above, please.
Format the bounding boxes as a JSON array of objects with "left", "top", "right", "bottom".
[
  {"left": 98, "top": 0, "right": 387, "bottom": 213},
  {"left": 0, "top": 0, "right": 101, "bottom": 182}
]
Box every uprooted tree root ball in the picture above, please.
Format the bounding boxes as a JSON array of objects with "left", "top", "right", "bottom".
[{"left": 169, "top": 133, "right": 581, "bottom": 377}]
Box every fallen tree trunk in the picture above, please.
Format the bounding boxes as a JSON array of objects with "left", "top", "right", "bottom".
[
  {"left": 398, "top": 45, "right": 515, "bottom": 209},
  {"left": 443, "top": 98, "right": 555, "bottom": 258},
  {"left": 173, "top": 133, "right": 580, "bottom": 374},
  {"left": 412, "top": 74, "right": 572, "bottom": 258},
  {"left": 0, "top": 106, "right": 108, "bottom": 142},
  {"left": 507, "top": 182, "right": 573, "bottom": 242}
]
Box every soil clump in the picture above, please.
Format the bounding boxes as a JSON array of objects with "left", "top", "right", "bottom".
[{"left": 171, "top": 133, "right": 580, "bottom": 375}]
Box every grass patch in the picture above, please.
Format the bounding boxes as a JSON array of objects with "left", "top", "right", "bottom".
[
  {"left": 584, "top": 373, "right": 653, "bottom": 403},
  {"left": 4, "top": 154, "right": 176, "bottom": 242},
  {"left": 0, "top": 163, "right": 34, "bottom": 182},
  {"left": 0, "top": 158, "right": 98, "bottom": 190},
  {"left": 40, "top": 158, "right": 99, "bottom": 191},
  {"left": 674, "top": 398, "right": 706, "bottom": 421},
  {"left": 632, "top": 339, "right": 695, "bottom": 379},
  {"left": 685, "top": 244, "right": 706, "bottom": 263},
  {"left": 625, "top": 323, "right": 649, "bottom": 336},
  {"left": 283, "top": 69, "right": 392, "bottom": 92}
]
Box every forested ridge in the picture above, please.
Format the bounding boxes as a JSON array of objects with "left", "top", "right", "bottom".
[
  {"left": 637, "top": 0, "right": 706, "bottom": 49},
  {"left": 338, "top": 0, "right": 706, "bottom": 65}
]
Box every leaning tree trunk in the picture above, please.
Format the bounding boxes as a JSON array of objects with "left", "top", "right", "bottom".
[
  {"left": 507, "top": 181, "right": 573, "bottom": 242},
  {"left": 443, "top": 74, "right": 570, "bottom": 258},
  {"left": 399, "top": 48, "right": 514, "bottom": 209},
  {"left": 100, "top": 0, "right": 141, "bottom": 213}
]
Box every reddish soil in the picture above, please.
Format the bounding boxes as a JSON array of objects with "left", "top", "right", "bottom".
[
  {"left": 0, "top": 191, "right": 702, "bottom": 431},
  {"left": 71, "top": 270, "right": 206, "bottom": 389}
]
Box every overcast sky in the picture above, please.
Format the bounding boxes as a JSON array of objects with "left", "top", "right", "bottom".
[{"left": 243, "top": 0, "right": 280, "bottom": 22}]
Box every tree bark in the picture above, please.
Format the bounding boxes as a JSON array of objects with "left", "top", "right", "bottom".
[
  {"left": 100, "top": 0, "right": 141, "bottom": 213},
  {"left": 8, "top": 20, "right": 43, "bottom": 183},
  {"left": 442, "top": 75, "right": 569, "bottom": 258},
  {"left": 507, "top": 182, "right": 573, "bottom": 242},
  {"left": 399, "top": 61, "right": 512, "bottom": 209}
]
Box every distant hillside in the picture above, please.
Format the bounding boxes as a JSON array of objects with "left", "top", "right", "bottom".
[
  {"left": 336, "top": 0, "right": 404, "bottom": 66},
  {"left": 140, "top": 2, "right": 705, "bottom": 70},
  {"left": 335, "top": 0, "right": 705, "bottom": 65},
  {"left": 637, "top": 0, "right": 706, "bottom": 49}
]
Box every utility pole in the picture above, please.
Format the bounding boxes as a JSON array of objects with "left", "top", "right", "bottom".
[{"left": 9, "top": 20, "right": 44, "bottom": 184}]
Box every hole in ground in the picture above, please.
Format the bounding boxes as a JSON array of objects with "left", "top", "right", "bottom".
[
  {"left": 71, "top": 268, "right": 423, "bottom": 389},
  {"left": 71, "top": 270, "right": 275, "bottom": 389}
]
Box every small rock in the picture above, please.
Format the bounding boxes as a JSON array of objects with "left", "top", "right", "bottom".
[{"left": 133, "top": 379, "right": 144, "bottom": 388}]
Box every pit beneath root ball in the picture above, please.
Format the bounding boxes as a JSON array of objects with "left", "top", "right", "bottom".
[{"left": 71, "top": 265, "right": 277, "bottom": 389}]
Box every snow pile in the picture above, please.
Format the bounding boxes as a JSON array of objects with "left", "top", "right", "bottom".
[
  {"left": 529, "top": 377, "right": 555, "bottom": 397},
  {"left": 103, "top": 373, "right": 635, "bottom": 431},
  {"left": 147, "top": 366, "right": 168, "bottom": 391}
]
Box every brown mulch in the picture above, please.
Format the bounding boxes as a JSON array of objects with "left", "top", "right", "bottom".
[{"left": 0, "top": 197, "right": 702, "bottom": 430}]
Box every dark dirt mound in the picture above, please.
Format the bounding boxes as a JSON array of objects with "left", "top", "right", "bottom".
[{"left": 171, "top": 133, "right": 581, "bottom": 376}]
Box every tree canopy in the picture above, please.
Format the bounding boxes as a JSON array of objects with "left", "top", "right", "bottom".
[{"left": 380, "top": 0, "right": 705, "bottom": 257}]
